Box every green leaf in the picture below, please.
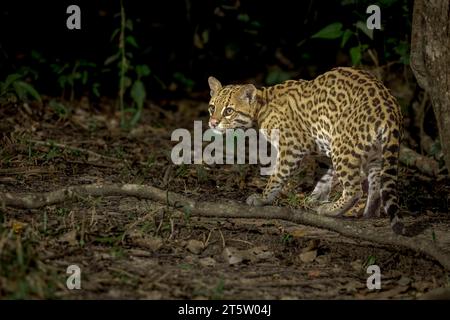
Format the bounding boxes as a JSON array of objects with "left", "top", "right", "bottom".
[
  {"left": 201, "top": 30, "right": 209, "bottom": 44},
  {"left": 50, "top": 63, "right": 69, "bottom": 74},
  {"left": 72, "top": 72, "right": 82, "bottom": 80},
  {"left": 79, "top": 61, "right": 96, "bottom": 68},
  {"left": 136, "top": 65, "right": 151, "bottom": 78},
  {"left": 126, "top": 35, "right": 139, "bottom": 48},
  {"left": 12, "top": 81, "right": 41, "bottom": 102},
  {"left": 126, "top": 19, "right": 133, "bottom": 31},
  {"left": 394, "top": 41, "right": 410, "bottom": 65},
  {"left": 49, "top": 100, "right": 69, "bottom": 118},
  {"left": 350, "top": 46, "right": 361, "bottom": 66},
  {"left": 311, "top": 22, "right": 343, "bottom": 39},
  {"left": 365, "top": 255, "right": 377, "bottom": 267},
  {"left": 265, "top": 68, "right": 292, "bottom": 85},
  {"left": 130, "top": 80, "right": 146, "bottom": 109},
  {"left": 31, "top": 50, "right": 45, "bottom": 63},
  {"left": 355, "top": 21, "right": 373, "bottom": 40},
  {"left": 58, "top": 75, "right": 67, "bottom": 89},
  {"left": 104, "top": 52, "right": 120, "bottom": 66},
  {"left": 350, "top": 45, "right": 368, "bottom": 66},
  {"left": 340, "top": 29, "right": 353, "bottom": 48},
  {"left": 173, "top": 72, "right": 195, "bottom": 90},
  {"left": 237, "top": 14, "right": 250, "bottom": 22},
  {"left": 110, "top": 28, "right": 120, "bottom": 42},
  {"left": 2, "top": 74, "right": 23, "bottom": 92},
  {"left": 250, "top": 21, "right": 261, "bottom": 28},
  {"left": 81, "top": 71, "right": 88, "bottom": 85},
  {"left": 92, "top": 83, "right": 101, "bottom": 97}
]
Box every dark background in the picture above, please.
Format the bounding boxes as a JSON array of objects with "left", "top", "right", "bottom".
[{"left": 0, "top": 0, "right": 413, "bottom": 98}]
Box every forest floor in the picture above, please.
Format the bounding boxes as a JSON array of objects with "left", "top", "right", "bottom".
[{"left": 0, "top": 97, "right": 449, "bottom": 299}]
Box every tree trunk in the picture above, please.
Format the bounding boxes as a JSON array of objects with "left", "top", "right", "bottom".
[{"left": 410, "top": 0, "right": 450, "bottom": 172}]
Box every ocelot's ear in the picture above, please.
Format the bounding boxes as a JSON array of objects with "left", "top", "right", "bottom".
[
  {"left": 208, "top": 76, "right": 222, "bottom": 97},
  {"left": 239, "top": 84, "right": 257, "bottom": 104}
]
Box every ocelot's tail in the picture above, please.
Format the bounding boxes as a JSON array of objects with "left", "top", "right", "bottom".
[{"left": 380, "top": 127, "right": 405, "bottom": 235}]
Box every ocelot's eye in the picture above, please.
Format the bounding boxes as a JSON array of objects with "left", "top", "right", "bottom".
[
  {"left": 208, "top": 105, "right": 215, "bottom": 114},
  {"left": 224, "top": 107, "right": 234, "bottom": 116}
]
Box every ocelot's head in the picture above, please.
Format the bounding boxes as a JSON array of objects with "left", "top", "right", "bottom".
[{"left": 207, "top": 76, "right": 258, "bottom": 134}]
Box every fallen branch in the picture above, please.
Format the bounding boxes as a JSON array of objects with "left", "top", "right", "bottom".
[{"left": 1, "top": 183, "right": 449, "bottom": 270}]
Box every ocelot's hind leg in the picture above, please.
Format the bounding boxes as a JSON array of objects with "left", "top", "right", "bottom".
[
  {"left": 363, "top": 158, "right": 382, "bottom": 217},
  {"left": 316, "top": 151, "right": 363, "bottom": 217}
]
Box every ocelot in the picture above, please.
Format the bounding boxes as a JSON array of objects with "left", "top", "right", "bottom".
[{"left": 207, "top": 67, "right": 404, "bottom": 235}]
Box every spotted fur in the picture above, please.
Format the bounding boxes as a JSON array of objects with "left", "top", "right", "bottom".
[{"left": 207, "top": 67, "right": 404, "bottom": 234}]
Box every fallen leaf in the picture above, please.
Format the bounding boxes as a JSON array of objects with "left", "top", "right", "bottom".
[
  {"left": 289, "top": 228, "right": 307, "bottom": 238},
  {"left": 59, "top": 230, "right": 78, "bottom": 246},
  {"left": 308, "top": 270, "right": 321, "bottom": 278},
  {"left": 186, "top": 239, "right": 204, "bottom": 255},
  {"left": 299, "top": 250, "right": 317, "bottom": 263},
  {"left": 244, "top": 246, "right": 274, "bottom": 262},
  {"left": 222, "top": 247, "right": 244, "bottom": 265},
  {"left": 398, "top": 276, "right": 412, "bottom": 287},
  {"left": 134, "top": 236, "right": 163, "bottom": 251},
  {"left": 199, "top": 257, "right": 216, "bottom": 267}
]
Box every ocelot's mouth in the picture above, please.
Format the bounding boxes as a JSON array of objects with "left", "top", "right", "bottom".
[{"left": 209, "top": 124, "right": 249, "bottom": 134}]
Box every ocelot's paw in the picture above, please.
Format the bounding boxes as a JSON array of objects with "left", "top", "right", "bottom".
[
  {"left": 246, "top": 193, "right": 271, "bottom": 206},
  {"left": 309, "top": 191, "right": 329, "bottom": 203}
]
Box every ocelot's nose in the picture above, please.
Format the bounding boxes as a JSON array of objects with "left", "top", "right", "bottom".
[{"left": 209, "top": 118, "right": 219, "bottom": 128}]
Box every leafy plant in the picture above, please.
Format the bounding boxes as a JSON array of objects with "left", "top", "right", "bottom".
[
  {"left": 107, "top": 0, "right": 151, "bottom": 129},
  {"left": 265, "top": 67, "right": 293, "bottom": 85},
  {"left": 311, "top": 21, "right": 373, "bottom": 66},
  {"left": 50, "top": 60, "right": 100, "bottom": 101},
  {"left": 386, "top": 38, "right": 410, "bottom": 65},
  {"left": 311, "top": 0, "right": 411, "bottom": 67},
  {"left": 0, "top": 73, "right": 41, "bottom": 104},
  {"left": 49, "top": 100, "right": 71, "bottom": 120}
]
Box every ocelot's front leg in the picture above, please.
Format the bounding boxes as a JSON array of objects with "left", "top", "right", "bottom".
[{"left": 247, "top": 143, "right": 304, "bottom": 206}]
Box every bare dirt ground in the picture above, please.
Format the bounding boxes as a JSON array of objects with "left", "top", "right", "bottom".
[{"left": 0, "top": 98, "right": 449, "bottom": 299}]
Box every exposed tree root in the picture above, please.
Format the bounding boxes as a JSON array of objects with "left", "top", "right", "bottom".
[{"left": 1, "top": 183, "right": 449, "bottom": 270}]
